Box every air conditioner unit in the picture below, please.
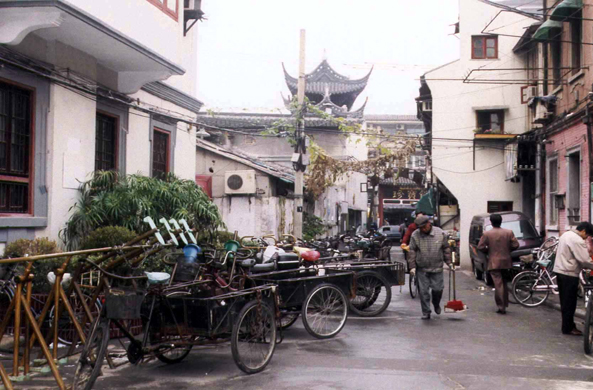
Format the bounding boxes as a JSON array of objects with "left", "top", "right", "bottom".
[
  {"left": 533, "top": 102, "right": 554, "bottom": 124},
  {"left": 225, "top": 170, "right": 257, "bottom": 195},
  {"left": 184, "top": 0, "right": 203, "bottom": 17},
  {"left": 183, "top": 0, "right": 204, "bottom": 35}
]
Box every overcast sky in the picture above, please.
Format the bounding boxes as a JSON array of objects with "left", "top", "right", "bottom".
[{"left": 196, "top": 0, "right": 463, "bottom": 115}]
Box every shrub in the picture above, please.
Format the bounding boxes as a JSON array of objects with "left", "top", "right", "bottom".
[
  {"left": 197, "top": 230, "right": 236, "bottom": 247},
  {"left": 61, "top": 171, "right": 224, "bottom": 250},
  {"left": 3, "top": 238, "right": 61, "bottom": 293},
  {"left": 81, "top": 226, "right": 137, "bottom": 250},
  {"left": 303, "top": 212, "right": 326, "bottom": 241}
]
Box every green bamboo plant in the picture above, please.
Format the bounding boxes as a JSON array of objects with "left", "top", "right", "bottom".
[{"left": 60, "top": 170, "right": 223, "bottom": 249}]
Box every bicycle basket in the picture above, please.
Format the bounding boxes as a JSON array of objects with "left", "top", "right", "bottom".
[{"left": 105, "top": 289, "right": 145, "bottom": 320}]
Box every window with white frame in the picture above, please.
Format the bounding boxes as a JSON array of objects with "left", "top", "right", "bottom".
[{"left": 548, "top": 157, "right": 558, "bottom": 225}]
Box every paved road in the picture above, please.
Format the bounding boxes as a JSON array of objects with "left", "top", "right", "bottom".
[{"left": 85, "top": 248, "right": 593, "bottom": 390}]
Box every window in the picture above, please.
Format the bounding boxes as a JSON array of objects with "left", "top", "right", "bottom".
[
  {"left": 409, "top": 155, "right": 426, "bottom": 169},
  {"left": 472, "top": 36, "right": 498, "bottom": 59},
  {"left": 567, "top": 151, "right": 580, "bottom": 224},
  {"left": 571, "top": 15, "right": 582, "bottom": 75},
  {"left": 548, "top": 158, "right": 558, "bottom": 225},
  {"left": 551, "top": 37, "right": 562, "bottom": 87},
  {"left": 152, "top": 128, "right": 170, "bottom": 180},
  {"left": 0, "top": 82, "right": 32, "bottom": 214},
  {"left": 487, "top": 201, "right": 513, "bottom": 213},
  {"left": 422, "top": 101, "right": 432, "bottom": 111},
  {"left": 95, "top": 112, "right": 117, "bottom": 171},
  {"left": 485, "top": 220, "right": 538, "bottom": 240},
  {"left": 147, "top": 0, "right": 178, "bottom": 20},
  {"left": 476, "top": 110, "right": 504, "bottom": 134}
]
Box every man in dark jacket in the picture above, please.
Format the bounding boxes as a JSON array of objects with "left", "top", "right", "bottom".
[
  {"left": 477, "top": 213, "right": 519, "bottom": 314},
  {"left": 408, "top": 215, "right": 452, "bottom": 320}
]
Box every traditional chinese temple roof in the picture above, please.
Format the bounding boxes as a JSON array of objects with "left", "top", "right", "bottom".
[{"left": 283, "top": 59, "right": 372, "bottom": 112}]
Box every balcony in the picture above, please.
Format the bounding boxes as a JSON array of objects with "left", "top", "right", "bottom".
[{"left": 0, "top": 0, "right": 185, "bottom": 93}]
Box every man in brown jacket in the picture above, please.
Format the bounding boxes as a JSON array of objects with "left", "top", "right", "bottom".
[{"left": 477, "top": 213, "right": 519, "bottom": 314}]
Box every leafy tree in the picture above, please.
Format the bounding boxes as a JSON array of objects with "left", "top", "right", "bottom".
[{"left": 61, "top": 171, "right": 223, "bottom": 249}]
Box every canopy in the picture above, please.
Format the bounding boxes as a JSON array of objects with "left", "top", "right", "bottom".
[
  {"left": 416, "top": 188, "right": 436, "bottom": 215},
  {"left": 550, "top": 0, "right": 583, "bottom": 21},
  {"left": 533, "top": 19, "right": 563, "bottom": 40}
]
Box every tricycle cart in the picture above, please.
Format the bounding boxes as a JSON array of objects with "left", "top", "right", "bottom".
[
  {"left": 73, "top": 262, "right": 278, "bottom": 390},
  {"left": 323, "top": 261, "right": 405, "bottom": 317},
  {"left": 249, "top": 268, "right": 354, "bottom": 339}
]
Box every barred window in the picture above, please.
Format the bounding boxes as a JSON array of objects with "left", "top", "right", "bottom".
[
  {"left": 152, "top": 129, "right": 169, "bottom": 180},
  {"left": 0, "top": 81, "right": 31, "bottom": 214},
  {"left": 95, "top": 112, "right": 117, "bottom": 171}
]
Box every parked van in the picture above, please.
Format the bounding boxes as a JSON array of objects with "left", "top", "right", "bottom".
[{"left": 469, "top": 211, "right": 542, "bottom": 284}]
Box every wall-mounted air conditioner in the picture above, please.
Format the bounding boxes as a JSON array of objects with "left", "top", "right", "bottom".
[{"left": 224, "top": 170, "right": 257, "bottom": 195}]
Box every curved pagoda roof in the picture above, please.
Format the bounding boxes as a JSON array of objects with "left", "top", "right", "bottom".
[{"left": 283, "top": 59, "right": 372, "bottom": 111}]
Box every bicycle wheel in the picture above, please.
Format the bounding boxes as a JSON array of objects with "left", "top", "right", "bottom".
[
  {"left": 231, "top": 300, "right": 276, "bottom": 374},
  {"left": 0, "top": 284, "right": 14, "bottom": 334},
  {"left": 512, "top": 271, "right": 550, "bottom": 307},
  {"left": 49, "top": 294, "right": 101, "bottom": 346},
  {"left": 72, "top": 318, "right": 109, "bottom": 390},
  {"left": 409, "top": 274, "right": 418, "bottom": 299},
  {"left": 302, "top": 283, "right": 348, "bottom": 339},
  {"left": 585, "top": 295, "right": 593, "bottom": 355},
  {"left": 349, "top": 271, "right": 392, "bottom": 317},
  {"left": 279, "top": 312, "right": 300, "bottom": 330}
]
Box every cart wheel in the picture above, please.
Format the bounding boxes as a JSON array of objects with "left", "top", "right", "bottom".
[
  {"left": 409, "top": 274, "right": 418, "bottom": 299},
  {"left": 49, "top": 294, "right": 101, "bottom": 346},
  {"left": 155, "top": 343, "right": 193, "bottom": 364},
  {"left": 72, "top": 318, "right": 109, "bottom": 390},
  {"left": 585, "top": 296, "right": 593, "bottom": 355},
  {"left": 302, "top": 283, "right": 348, "bottom": 339},
  {"left": 279, "top": 312, "right": 300, "bottom": 330},
  {"left": 349, "top": 271, "right": 392, "bottom": 317},
  {"left": 231, "top": 300, "right": 277, "bottom": 374}
]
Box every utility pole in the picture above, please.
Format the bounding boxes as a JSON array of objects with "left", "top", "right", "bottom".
[{"left": 293, "top": 29, "right": 306, "bottom": 238}]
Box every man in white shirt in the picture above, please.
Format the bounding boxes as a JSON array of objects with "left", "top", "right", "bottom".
[{"left": 555, "top": 222, "right": 593, "bottom": 335}]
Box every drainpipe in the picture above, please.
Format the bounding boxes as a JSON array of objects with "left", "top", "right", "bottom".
[
  {"left": 586, "top": 103, "right": 593, "bottom": 222},
  {"left": 542, "top": 0, "right": 548, "bottom": 96}
]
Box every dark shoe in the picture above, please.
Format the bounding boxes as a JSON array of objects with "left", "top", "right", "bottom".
[
  {"left": 496, "top": 309, "right": 506, "bottom": 315},
  {"left": 434, "top": 305, "right": 441, "bottom": 315},
  {"left": 565, "top": 329, "right": 583, "bottom": 336},
  {"left": 421, "top": 313, "right": 431, "bottom": 320}
]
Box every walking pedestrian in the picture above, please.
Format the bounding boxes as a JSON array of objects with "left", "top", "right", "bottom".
[
  {"left": 399, "top": 218, "right": 409, "bottom": 240},
  {"left": 477, "top": 214, "right": 519, "bottom": 314},
  {"left": 408, "top": 215, "right": 452, "bottom": 320},
  {"left": 401, "top": 212, "right": 425, "bottom": 247},
  {"left": 554, "top": 222, "right": 593, "bottom": 335}
]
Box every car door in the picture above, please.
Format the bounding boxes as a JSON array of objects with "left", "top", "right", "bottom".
[{"left": 470, "top": 225, "right": 488, "bottom": 271}]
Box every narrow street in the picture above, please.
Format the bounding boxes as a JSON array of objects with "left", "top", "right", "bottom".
[{"left": 90, "top": 248, "right": 593, "bottom": 390}]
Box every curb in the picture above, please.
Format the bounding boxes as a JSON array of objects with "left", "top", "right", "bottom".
[{"left": 543, "top": 298, "right": 586, "bottom": 320}]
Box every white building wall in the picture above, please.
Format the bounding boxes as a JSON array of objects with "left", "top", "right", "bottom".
[
  {"left": 67, "top": 0, "right": 182, "bottom": 70},
  {"left": 427, "top": 0, "right": 534, "bottom": 264},
  {"left": 126, "top": 108, "right": 152, "bottom": 176},
  {"left": 214, "top": 196, "right": 295, "bottom": 238},
  {"left": 41, "top": 85, "right": 97, "bottom": 240}
]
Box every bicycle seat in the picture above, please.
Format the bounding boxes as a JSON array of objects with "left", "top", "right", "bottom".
[
  {"left": 251, "top": 262, "right": 276, "bottom": 273},
  {"left": 277, "top": 253, "right": 300, "bottom": 270},
  {"left": 145, "top": 272, "right": 171, "bottom": 284},
  {"left": 238, "top": 258, "right": 257, "bottom": 268}
]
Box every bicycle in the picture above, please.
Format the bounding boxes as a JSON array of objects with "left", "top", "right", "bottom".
[
  {"left": 511, "top": 258, "right": 557, "bottom": 307},
  {"left": 73, "top": 253, "right": 277, "bottom": 390}
]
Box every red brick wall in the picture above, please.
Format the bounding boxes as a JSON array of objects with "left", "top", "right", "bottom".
[{"left": 545, "top": 122, "right": 590, "bottom": 234}]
